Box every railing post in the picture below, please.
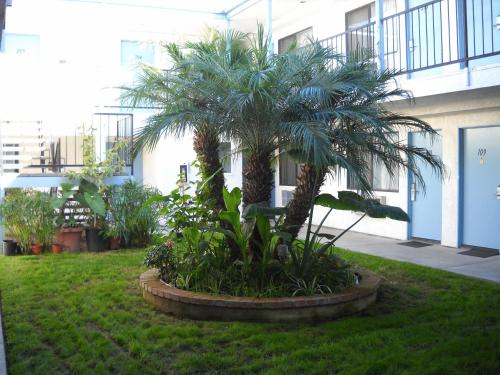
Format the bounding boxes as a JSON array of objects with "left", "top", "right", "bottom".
[
  {"left": 376, "top": 0, "right": 385, "bottom": 71},
  {"left": 267, "top": 0, "right": 273, "bottom": 56},
  {"left": 457, "top": 0, "right": 469, "bottom": 68}
]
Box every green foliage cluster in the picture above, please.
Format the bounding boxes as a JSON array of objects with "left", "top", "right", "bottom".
[
  {"left": 0, "top": 189, "right": 59, "bottom": 253},
  {"left": 144, "top": 165, "right": 412, "bottom": 297},
  {"left": 146, "top": 168, "right": 217, "bottom": 238},
  {"left": 106, "top": 180, "right": 161, "bottom": 247},
  {"left": 144, "top": 185, "right": 347, "bottom": 297}
]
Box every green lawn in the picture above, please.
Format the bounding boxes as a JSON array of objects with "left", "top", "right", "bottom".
[{"left": 0, "top": 249, "right": 498, "bottom": 375}]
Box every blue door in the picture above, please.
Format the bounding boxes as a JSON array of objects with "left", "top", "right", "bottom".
[
  {"left": 462, "top": 126, "right": 500, "bottom": 250},
  {"left": 409, "top": 131, "right": 442, "bottom": 241}
]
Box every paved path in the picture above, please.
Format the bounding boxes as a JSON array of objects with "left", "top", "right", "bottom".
[
  {"left": 303, "top": 227, "right": 500, "bottom": 283},
  {"left": 0, "top": 297, "right": 7, "bottom": 375}
]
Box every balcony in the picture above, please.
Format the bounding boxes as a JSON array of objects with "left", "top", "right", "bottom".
[
  {"left": 0, "top": 113, "right": 134, "bottom": 177},
  {"left": 318, "top": 0, "right": 500, "bottom": 75}
]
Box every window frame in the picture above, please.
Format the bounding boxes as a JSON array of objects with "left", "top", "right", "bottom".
[
  {"left": 276, "top": 28, "right": 312, "bottom": 187},
  {"left": 345, "top": 3, "right": 375, "bottom": 32},
  {"left": 0, "top": 33, "right": 41, "bottom": 57},
  {"left": 120, "top": 40, "right": 156, "bottom": 67},
  {"left": 277, "top": 27, "right": 313, "bottom": 54},
  {"left": 218, "top": 141, "right": 232, "bottom": 174},
  {"left": 346, "top": 154, "right": 399, "bottom": 193},
  {"left": 279, "top": 150, "right": 300, "bottom": 187}
]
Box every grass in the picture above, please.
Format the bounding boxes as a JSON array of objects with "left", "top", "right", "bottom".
[{"left": 0, "top": 248, "right": 498, "bottom": 375}]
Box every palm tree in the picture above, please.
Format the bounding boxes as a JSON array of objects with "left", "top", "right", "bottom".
[
  {"left": 195, "top": 26, "right": 340, "bottom": 207},
  {"left": 121, "top": 31, "right": 248, "bottom": 211},
  {"left": 281, "top": 54, "right": 444, "bottom": 239}
]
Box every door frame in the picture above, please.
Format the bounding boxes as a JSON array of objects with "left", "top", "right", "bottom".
[
  {"left": 459, "top": 124, "right": 500, "bottom": 248},
  {"left": 406, "top": 129, "right": 442, "bottom": 240}
]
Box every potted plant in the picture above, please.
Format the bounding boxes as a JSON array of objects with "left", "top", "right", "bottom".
[
  {"left": 103, "top": 221, "right": 121, "bottom": 250},
  {"left": 52, "top": 243, "right": 63, "bottom": 254},
  {"left": 31, "top": 191, "right": 59, "bottom": 255},
  {"left": 56, "top": 219, "right": 84, "bottom": 251},
  {"left": 73, "top": 177, "right": 109, "bottom": 251},
  {"left": 2, "top": 239, "right": 17, "bottom": 256},
  {"left": 0, "top": 189, "right": 33, "bottom": 255},
  {"left": 64, "top": 125, "right": 127, "bottom": 252},
  {"left": 52, "top": 183, "right": 84, "bottom": 251}
]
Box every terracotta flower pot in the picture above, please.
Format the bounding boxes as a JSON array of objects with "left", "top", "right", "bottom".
[
  {"left": 52, "top": 243, "right": 62, "bottom": 254},
  {"left": 31, "top": 243, "right": 43, "bottom": 255},
  {"left": 56, "top": 227, "right": 83, "bottom": 251},
  {"left": 109, "top": 237, "right": 121, "bottom": 250}
]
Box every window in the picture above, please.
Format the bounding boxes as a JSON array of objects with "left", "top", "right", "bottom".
[
  {"left": 218, "top": 142, "right": 231, "bottom": 173},
  {"left": 347, "top": 155, "right": 399, "bottom": 192},
  {"left": 279, "top": 151, "right": 300, "bottom": 186},
  {"left": 277, "top": 28, "right": 313, "bottom": 185},
  {"left": 346, "top": 3, "right": 375, "bottom": 55},
  {"left": 1, "top": 33, "right": 40, "bottom": 57},
  {"left": 120, "top": 40, "right": 155, "bottom": 66},
  {"left": 278, "top": 27, "right": 313, "bottom": 53}
]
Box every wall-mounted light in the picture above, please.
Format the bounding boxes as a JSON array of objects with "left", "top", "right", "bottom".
[{"left": 496, "top": 16, "right": 500, "bottom": 30}]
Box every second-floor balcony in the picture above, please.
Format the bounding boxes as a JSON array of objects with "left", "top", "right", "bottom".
[
  {"left": 318, "top": 0, "right": 500, "bottom": 76},
  {"left": 0, "top": 113, "right": 134, "bottom": 177}
]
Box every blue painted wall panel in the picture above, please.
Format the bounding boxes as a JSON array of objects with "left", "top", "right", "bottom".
[
  {"left": 410, "top": 131, "right": 442, "bottom": 241},
  {"left": 463, "top": 126, "right": 500, "bottom": 249}
]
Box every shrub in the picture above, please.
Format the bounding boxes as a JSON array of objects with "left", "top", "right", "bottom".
[
  {"left": 144, "top": 241, "right": 178, "bottom": 282},
  {"left": 0, "top": 189, "right": 58, "bottom": 253},
  {"left": 106, "top": 180, "right": 161, "bottom": 247}
]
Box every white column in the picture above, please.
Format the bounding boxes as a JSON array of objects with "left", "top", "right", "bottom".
[
  {"left": 376, "top": 0, "right": 385, "bottom": 71},
  {"left": 226, "top": 14, "right": 231, "bottom": 53},
  {"left": 267, "top": 0, "right": 273, "bottom": 56}
]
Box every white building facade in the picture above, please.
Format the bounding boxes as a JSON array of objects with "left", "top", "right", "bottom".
[{"left": 1, "top": 0, "right": 500, "bottom": 251}]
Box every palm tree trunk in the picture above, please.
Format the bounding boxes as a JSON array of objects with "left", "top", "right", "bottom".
[
  {"left": 192, "top": 125, "right": 225, "bottom": 211},
  {"left": 242, "top": 150, "right": 274, "bottom": 261},
  {"left": 283, "top": 164, "right": 327, "bottom": 240},
  {"left": 193, "top": 125, "right": 242, "bottom": 260},
  {"left": 242, "top": 151, "right": 274, "bottom": 206}
]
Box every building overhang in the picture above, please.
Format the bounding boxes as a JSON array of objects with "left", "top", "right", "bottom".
[{"left": 0, "top": 0, "right": 11, "bottom": 45}]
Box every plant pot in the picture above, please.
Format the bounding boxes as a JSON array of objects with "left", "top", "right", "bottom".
[
  {"left": 85, "top": 228, "right": 109, "bottom": 252},
  {"left": 56, "top": 227, "right": 83, "bottom": 251},
  {"left": 31, "top": 243, "right": 43, "bottom": 255},
  {"left": 3, "top": 240, "right": 17, "bottom": 256},
  {"left": 109, "top": 237, "right": 121, "bottom": 250},
  {"left": 52, "top": 243, "right": 63, "bottom": 254}
]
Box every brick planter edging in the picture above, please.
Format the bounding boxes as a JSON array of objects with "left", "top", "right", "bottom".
[{"left": 140, "top": 269, "right": 382, "bottom": 322}]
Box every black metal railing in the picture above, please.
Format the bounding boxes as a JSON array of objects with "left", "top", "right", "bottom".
[
  {"left": 318, "top": 22, "right": 376, "bottom": 69},
  {"left": 318, "top": 0, "right": 499, "bottom": 75},
  {"left": 0, "top": 113, "right": 134, "bottom": 175}
]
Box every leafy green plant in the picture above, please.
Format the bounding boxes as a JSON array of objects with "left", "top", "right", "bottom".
[
  {"left": 0, "top": 189, "right": 33, "bottom": 253},
  {"left": 51, "top": 182, "right": 79, "bottom": 228},
  {"left": 289, "top": 190, "right": 409, "bottom": 286},
  {"left": 145, "top": 165, "right": 218, "bottom": 237},
  {"left": 215, "top": 187, "right": 291, "bottom": 288},
  {"left": 1, "top": 189, "right": 59, "bottom": 253},
  {"left": 144, "top": 241, "right": 178, "bottom": 282},
  {"left": 31, "top": 191, "right": 59, "bottom": 247},
  {"left": 66, "top": 124, "right": 126, "bottom": 187},
  {"left": 106, "top": 180, "right": 160, "bottom": 247},
  {"left": 72, "top": 177, "right": 107, "bottom": 228},
  {"left": 64, "top": 124, "right": 128, "bottom": 228}
]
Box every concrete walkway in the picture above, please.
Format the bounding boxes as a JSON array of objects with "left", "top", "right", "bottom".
[
  {"left": 306, "top": 227, "right": 500, "bottom": 283},
  {"left": 0, "top": 298, "right": 7, "bottom": 375}
]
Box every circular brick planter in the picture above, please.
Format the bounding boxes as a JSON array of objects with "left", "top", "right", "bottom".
[{"left": 140, "top": 269, "right": 382, "bottom": 322}]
